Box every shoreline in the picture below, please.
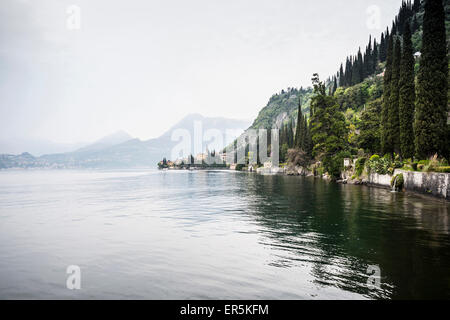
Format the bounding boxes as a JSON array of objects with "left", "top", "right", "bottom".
[
  {"left": 160, "top": 165, "right": 450, "bottom": 202},
  {"left": 255, "top": 165, "right": 450, "bottom": 202}
]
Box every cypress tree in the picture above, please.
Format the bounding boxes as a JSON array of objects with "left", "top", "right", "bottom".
[
  {"left": 358, "top": 49, "right": 365, "bottom": 81},
  {"left": 385, "top": 28, "right": 391, "bottom": 55},
  {"left": 288, "top": 120, "right": 294, "bottom": 148},
  {"left": 352, "top": 52, "right": 362, "bottom": 85},
  {"left": 339, "top": 64, "right": 344, "bottom": 87},
  {"left": 280, "top": 124, "right": 286, "bottom": 146},
  {"left": 413, "top": 0, "right": 421, "bottom": 13},
  {"left": 373, "top": 38, "right": 379, "bottom": 73},
  {"left": 381, "top": 35, "right": 394, "bottom": 154},
  {"left": 366, "top": 36, "right": 373, "bottom": 76},
  {"left": 304, "top": 116, "right": 313, "bottom": 156},
  {"left": 398, "top": 1, "right": 407, "bottom": 35},
  {"left": 392, "top": 20, "right": 398, "bottom": 36},
  {"left": 411, "top": 15, "right": 419, "bottom": 34},
  {"left": 399, "top": 23, "right": 415, "bottom": 159},
  {"left": 414, "top": 0, "right": 448, "bottom": 159},
  {"left": 284, "top": 123, "right": 289, "bottom": 146},
  {"left": 295, "top": 99, "right": 304, "bottom": 148},
  {"left": 345, "top": 58, "right": 352, "bottom": 86},
  {"left": 358, "top": 99, "right": 382, "bottom": 154},
  {"left": 379, "top": 33, "right": 387, "bottom": 62},
  {"left": 300, "top": 115, "right": 306, "bottom": 151},
  {"left": 332, "top": 76, "right": 337, "bottom": 95},
  {"left": 388, "top": 37, "right": 402, "bottom": 155}
]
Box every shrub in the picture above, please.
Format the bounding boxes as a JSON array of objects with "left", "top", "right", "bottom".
[
  {"left": 396, "top": 173, "right": 404, "bottom": 190},
  {"left": 326, "top": 154, "right": 345, "bottom": 179},
  {"left": 391, "top": 173, "right": 404, "bottom": 191},
  {"left": 401, "top": 164, "right": 414, "bottom": 171},
  {"left": 424, "top": 154, "right": 439, "bottom": 172},
  {"left": 357, "top": 149, "right": 366, "bottom": 158},
  {"left": 394, "top": 160, "right": 403, "bottom": 169},
  {"left": 403, "top": 158, "right": 413, "bottom": 164},
  {"left": 315, "top": 166, "right": 325, "bottom": 176},
  {"left": 287, "top": 148, "right": 309, "bottom": 168},
  {"left": 436, "top": 167, "right": 450, "bottom": 173},
  {"left": 367, "top": 155, "right": 392, "bottom": 175},
  {"left": 412, "top": 161, "right": 419, "bottom": 171},
  {"left": 416, "top": 155, "right": 450, "bottom": 172},
  {"left": 355, "top": 158, "right": 366, "bottom": 177},
  {"left": 235, "top": 164, "right": 245, "bottom": 171},
  {"left": 280, "top": 143, "right": 289, "bottom": 163}
]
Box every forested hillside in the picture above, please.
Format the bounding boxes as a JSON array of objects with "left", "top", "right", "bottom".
[
  {"left": 248, "top": 87, "right": 313, "bottom": 130},
  {"left": 236, "top": 0, "right": 449, "bottom": 178}
]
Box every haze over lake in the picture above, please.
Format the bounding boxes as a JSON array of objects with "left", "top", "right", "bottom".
[{"left": 0, "top": 169, "right": 448, "bottom": 299}]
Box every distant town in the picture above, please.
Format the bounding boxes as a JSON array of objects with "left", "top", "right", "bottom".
[{"left": 157, "top": 149, "right": 270, "bottom": 172}]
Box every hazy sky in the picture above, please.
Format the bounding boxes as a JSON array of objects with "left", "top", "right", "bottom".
[{"left": 0, "top": 0, "right": 403, "bottom": 144}]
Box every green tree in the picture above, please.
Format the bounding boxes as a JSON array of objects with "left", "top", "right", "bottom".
[
  {"left": 372, "top": 38, "right": 379, "bottom": 73},
  {"left": 288, "top": 120, "right": 294, "bottom": 148},
  {"left": 358, "top": 98, "right": 382, "bottom": 154},
  {"left": 364, "top": 36, "right": 373, "bottom": 77},
  {"left": 280, "top": 124, "right": 287, "bottom": 147},
  {"left": 304, "top": 116, "right": 313, "bottom": 157},
  {"left": 387, "top": 37, "right": 402, "bottom": 155},
  {"left": 309, "top": 74, "right": 349, "bottom": 178},
  {"left": 339, "top": 64, "right": 345, "bottom": 87},
  {"left": 399, "top": 22, "right": 415, "bottom": 159},
  {"left": 294, "top": 99, "right": 304, "bottom": 148},
  {"left": 381, "top": 35, "right": 394, "bottom": 154},
  {"left": 414, "top": 0, "right": 448, "bottom": 159},
  {"left": 379, "top": 32, "right": 387, "bottom": 62},
  {"left": 332, "top": 76, "right": 338, "bottom": 95},
  {"left": 280, "top": 143, "right": 289, "bottom": 163}
]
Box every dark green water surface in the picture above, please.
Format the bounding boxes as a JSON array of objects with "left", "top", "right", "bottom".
[{"left": 0, "top": 170, "right": 448, "bottom": 299}]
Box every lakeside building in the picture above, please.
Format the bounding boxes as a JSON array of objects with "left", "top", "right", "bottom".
[
  {"left": 196, "top": 153, "right": 207, "bottom": 162},
  {"left": 264, "top": 161, "right": 273, "bottom": 169},
  {"left": 220, "top": 153, "right": 227, "bottom": 162}
]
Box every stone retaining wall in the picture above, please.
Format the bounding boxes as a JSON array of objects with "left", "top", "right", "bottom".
[{"left": 369, "top": 169, "right": 449, "bottom": 200}]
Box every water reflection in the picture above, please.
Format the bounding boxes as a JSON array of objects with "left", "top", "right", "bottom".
[
  {"left": 238, "top": 174, "right": 450, "bottom": 300},
  {"left": 0, "top": 170, "right": 448, "bottom": 299}
]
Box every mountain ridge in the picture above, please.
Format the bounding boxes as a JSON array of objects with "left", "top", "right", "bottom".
[{"left": 0, "top": 114, "right": 251, "bottom": 169}]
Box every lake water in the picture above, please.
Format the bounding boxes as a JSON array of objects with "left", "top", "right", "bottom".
[{"left": 0, "top": 169, "right": 449, "bottom": 300}]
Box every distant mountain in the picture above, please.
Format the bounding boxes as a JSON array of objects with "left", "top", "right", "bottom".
[
  {"left": 150, "top": 113, "right": 251, "bottom": 150},
  {"left": 0, "top": 138, "right": 86, "bottom": 156},
  {"left": 0, "top": 115, "right": 251, "bottom": 169},
  {"left": 74, "top": 130, "right": 133, "bottom": 153}
]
